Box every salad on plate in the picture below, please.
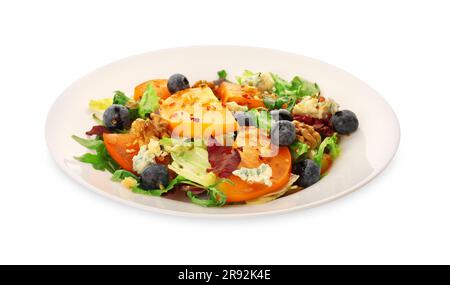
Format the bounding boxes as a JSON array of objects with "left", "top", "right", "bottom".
[{"left": 73, "top": 70, "right": 359, "bottom": 207}]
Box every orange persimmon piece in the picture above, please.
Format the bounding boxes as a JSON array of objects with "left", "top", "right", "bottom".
[
  {"left": 217, "top": 81, "right": 265, "bottom": 109},
  {"left": 320, "top": 153, "right": 333, "bottom": 175},
  {"left": 219, "top": 146, "right": 292, "bottom": 203},
  {"left": 103, "top": 133, "right": 140, "bottom": 172},
  {"left": 159, "top": 86, "right": 237, "bottom": 138},
  {"left": 218, "top": 127, "right": 292, "bottom": 202},
  {"left": 134, "top": 79, "right": 171, "bottom": 101}
]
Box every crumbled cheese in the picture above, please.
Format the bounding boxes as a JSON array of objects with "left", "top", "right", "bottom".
[
  {"left": 255, "top": 72, "right": 275, "bottom": 92},
  {"left": 121, "top": 177, "right": 138, "bottom": 188},
  {"left": 292, "top": 96, "right": 339, "bottom": 119},
  {"left": 225, "top": 101, "right": 248, "bottom": 112},
  {"left": 232, "top": 163, "right": 273, "bottom": 187},
  {"left": 132, "top": 139, "right": 167, "bottom": 174}
]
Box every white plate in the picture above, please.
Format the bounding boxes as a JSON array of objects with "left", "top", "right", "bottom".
[{"left": 46, "top": 46, "right": 400, "bottom": 217}]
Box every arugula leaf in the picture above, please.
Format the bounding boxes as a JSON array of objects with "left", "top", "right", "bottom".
[
  {"left": 92, "top": 114, "right": 104, "bottom": 126},
  {"left": 185, "top": 179, "right": 229, "bottom": 207},
  {"left": 72, "top": 135, "right": 119, "bottom": 173},
  {"left": 111, "top": 170, "right": 138, "bottom": 182},
  {"left": 138, "top": 83, "right": 159, "bottom": 118},
  {"left": 111, "top": 170, "right": 190, "bottom": 197},
  {"left": 313, "top": 134, "right": 340, "bottom": 167},
  {"left": 217, "top": 69, "right": 227, "bottom": 79},
  {"left": 113, "top": 90, "right": 130, "bottom": 106},
  {"left": 131, "top": 175, "right": 187, "bottom": 196},
  {"left": 72, "top": 135, "right": 104, "bottom": 150},
  {"left": 89, "top": 98, "right": 113, "bottom": 111},
  {"left": 110, "top": 166, "right": 229, "bottom": 207},
  {"left": 289, "top": 141, "right": 309, "bottom": 162},
  {"left": 269, "top": 73, "right": 320, "bottom": 111}
]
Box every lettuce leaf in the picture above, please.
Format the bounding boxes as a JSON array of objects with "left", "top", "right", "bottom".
[
  {"left": 246, "top": 109, "right": 271, "bottom": 131},
  {"left": 168, "top": 146, "right": 217, "bottom": 187},
  {"left": 138, "top": 83, "right": 159, "bottom": 118},
  {"left": 89, "top": 98, "right": 113, "bottom": 111},
  {"left": 113, "top": 90, "right": 131, "bottom": 106},
  {"left": 236, "top": 70, "right": 260, "bottom": 85},
  {"left": 291, "top": 76, "right": 321, "bottom": 97},
  {"left": 313, "top": 134, "right": 340, "bottom": 167},
  {"left": 289, "top": 141, "right": 309, "bottom": 162},
  {"left": 217, "top": 69, "right": 228, "bottom": 79},
  {"left": 111, "top": 169, "right": 138, "bottom": 182},
  {"left": 257, "top": 109, "right": 271, "bottom": 131},
  {"left": 270, "top": 73, "right": 320, "bottom": 111}
]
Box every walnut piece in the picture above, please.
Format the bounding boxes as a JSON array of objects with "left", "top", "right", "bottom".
[
  {"left": 130, "top": 113, "right": 171, "bottom": 146},
  {"left": 293, "top": 120, "right": 322, "bottom": 149}
]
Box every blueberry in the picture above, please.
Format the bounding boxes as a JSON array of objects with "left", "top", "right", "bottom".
[
  {"left": 103, "top": 104, "right": 131, "bottom": 131},
  {"left": 167, "top": 73, "right": 190, "bottom": 94},
  {"left": 331, "top": 110, "right": 359, "bottom": 135},
  {"left": 140, "top": 164, "right": 169, "bottom": 190},
  {"left": 270, "top": 120, "right": 296, "bottom": 146},
  {"left": 270, "top": 109, "right": 293, "bottom": 121},
  {"left": 292, "top": 159, "right": 320, "bottom": 187},
  {"left": 234, "top": 111, "right": 256, "bottom": 127}
]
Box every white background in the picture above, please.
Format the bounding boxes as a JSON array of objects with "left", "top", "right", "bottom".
[{"left": 1, "top": 0, "right": 449, "bottom": 265}]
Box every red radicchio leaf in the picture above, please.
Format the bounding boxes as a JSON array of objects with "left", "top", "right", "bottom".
[
  {"left": 86, "top": 125, "right": 110, "bottom": 136},
  {"left": 207, "top": 139, "right": 241, "bottom": 178}
]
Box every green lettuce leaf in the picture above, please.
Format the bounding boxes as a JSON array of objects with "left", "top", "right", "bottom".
[
  {"left": 313, "top": 134, "right": 340, "bottom": 167},
  {"left": 168, "top": 146, "right": 217, "bottom": 187},
  {"left": 257, "top": 109, "right": 271, "bottom": 131},
  {"left": 217, "top": 69, "right": 227, "bottom": 79},
  {"left": 269, "top": 73, "right": 320, "bottom": 111},
  {"left": 246, "top": 109, "right": 271, "bottom": 131},
  {"left": 138, "top": 83, "right": 159, "bottom": 118},
  {"left": 113, "top": 90, "right": 131, "bottom": 106},
  {"left": 291, "top": 76, "right": 320, "bottom": 97},
  {"left": 236, "top": 70, "right": 260, "bottom": 85},
  {"left": 111, "top": 169, "right": 138, "bottom": 182},
  {"left": 89, "top": 98, "right": 113, "bottom": 111},
  {"left": 289, "top": 141, "right": 310, "bottom": 162}
]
